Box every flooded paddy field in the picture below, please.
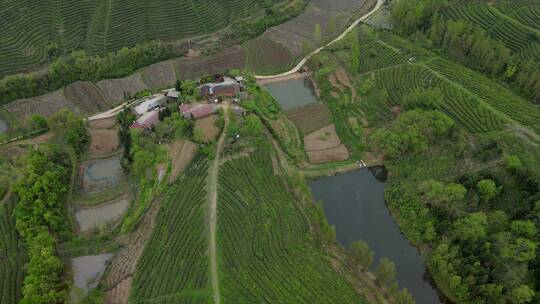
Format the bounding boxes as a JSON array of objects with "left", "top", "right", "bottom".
[
  {"left": 71, "top": 253, "right": 114, "bottom": 300},
  {"left": 309, "top": 168, "right": 442, "bottom": 304},
  {"left": 79, "top": 155, "right": 124, "bottom": 194},
  {"left": 74, "top": 195, "right": 129, "bottom": 232}
]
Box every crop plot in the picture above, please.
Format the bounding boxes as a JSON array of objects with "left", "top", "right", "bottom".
[
  {"left": 218, "top": 151, "right": 359, "bottom": 303},
  {"left": 0, "top": 199, "right": 26, "bottom": 304},
  {"left": 244, "top": 37, "right": 295, "bottom": 75},
  {"left": 130, "top": 156, "right": 210, "bottom": 303},
  {"left": 285, "top": 102, "right": 333, "bottom": 134}
]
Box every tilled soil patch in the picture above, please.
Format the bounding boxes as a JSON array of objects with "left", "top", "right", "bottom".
[
  {"left": 304, "top": 124, "right": 342, "bottom": 151},
  {"left": 307, "top": 144, "right": 350, "bottom": 164},
  {"left": 89, "top": 129, "right": 120, "bottom": 157}
]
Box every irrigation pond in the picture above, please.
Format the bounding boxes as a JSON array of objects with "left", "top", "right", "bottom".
[
  {"left": 71, "top": 253, "right": 113, "bottom": 299},
  {"left": 265, "top": 78, "right": 317, "bottom": 110},
  {"left": 74, "top": 196, "right": 129, "bottom": 232},
  {"left": 80, "top": 156, "right": 124, "bottom": 194},
  {"left": 309, "top": 168, "right": 442, "bottom": 304}
]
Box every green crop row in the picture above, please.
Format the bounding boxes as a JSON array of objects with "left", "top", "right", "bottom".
[
  {"left": 0, "top": 199, "right": 26, "bottom": 304},
  {"left": 130, "top": 156, "right": 210, "bottom": 303},
  {"left": 217, "top": 151, "right": 362, "bottom": 303}
]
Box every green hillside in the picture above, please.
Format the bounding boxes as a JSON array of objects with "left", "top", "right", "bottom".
[{"left": 0, "top": 0, "right": 275, "bottom": 76}]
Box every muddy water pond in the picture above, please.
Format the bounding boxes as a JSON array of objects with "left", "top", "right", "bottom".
[
  {"left": 71, "top": 253, "right": 113, "bottom": 296},
  {"left": 80, "top": 156, "right": 124, "bottom": 194},
  {"left": 309, "top": 168, "right": 442, "bottom": 304},
  {"left": 75, "top": 197, "right": 129, "bottom": 232},
  {"left": 265, "top": 78, "right": 317, "bottom": 110},
  {"left": 0, "top": 118, "right": 7, "bottom": 134}
]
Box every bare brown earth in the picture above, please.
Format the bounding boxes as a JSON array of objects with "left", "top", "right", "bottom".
[
  {"left": 174, "top": 46, "right": 246, "bottom": 80},
  {"left": 285, "top": 102, "right": 333, "bottom": 134},
  {"left": 88, "top": 116, "right": 116, "bottom": 129},
  {"left": 64, "top": 81, "right": 111, "bottom": 113},
  {"left": 4, "top": 89, "right": 78, "bottom": 120},
  {"left": 307, "top": 144, "right": 349, "bottom": 164},
  {"left": 140, "top": 60, "right": 177, "bottom": 89},
  {"left": 168, "top": 139, "right": 198, "bottom": 183},
  {"left": 89, "top": 129, "right": 119, "bottom": 157},
  {"left": 104, "top": 195, "right": 162, "bottom": 304},
  {"left": 195, "top": 115, "right": 220, "bottom": 142},
  {"left": 97, "top": 73, "right": 149, "bottom": 103},
  {"left": 304, "top": 124, "right": 342, "bottom": 151},
  {"left": 260, "top": 0, "right": 373, "bottom": 57}
]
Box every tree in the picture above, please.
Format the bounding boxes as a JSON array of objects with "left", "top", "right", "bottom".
[
  {"left": 426, "top": 180, "right": 466, "bottom": 209},
  {"left": 401, "top": 87, "right": 443, "bottom": 110},
  {"left": 375, "top": 257, "right": 396, "bottom": 287},
  {"left": 396, "top": 288, "right": 414, "bottom": 304},
  {"left": 350, "top": 240, "right": 374, "bottom": 270},
  {"left": 476, "top": 179, "right": 499, "bottom": 203},
  {"left": 48, "top": 109, "right": 89, "bottom": 156},
  {"left": 175, "top": 79, "right": 182, "bottom": 92},
  {"left": 350, "top": 31, "right": 361, "bottom": 73},
  {"left": 504, "top": 155, "right": 523, "bottom": 172},
  {"left": 27, "top": 114, "right": 48, "bottom": 131},
  {"left": 511, "top": 221, "right": 536, "bottom": 239},
  {"left": 509, "top": 285, "right": 534, "bottom": 304},
  {"left": 452, "top": 212, "right": 487, "bottom": 243}
]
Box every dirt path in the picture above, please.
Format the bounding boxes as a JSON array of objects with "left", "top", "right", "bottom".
[
  {"left": 207, "top": 105, "right": 229, "bottom": 304},
  {"left": 255, "top": 0, "right": 384, "bottom": 80}
]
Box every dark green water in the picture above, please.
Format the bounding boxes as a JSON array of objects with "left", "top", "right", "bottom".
[
  {"left": 265, "top": 78, "right": 317, "bottom": 110},
  {"left": 309, "top": 168, "right": 442, "bottom": 304}
]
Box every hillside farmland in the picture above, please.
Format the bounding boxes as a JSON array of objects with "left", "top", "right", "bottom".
[{"left": 0, "top": 0, "right": 279, "bottom": 76}]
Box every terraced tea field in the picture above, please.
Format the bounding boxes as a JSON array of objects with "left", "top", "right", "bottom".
[
  {"left": 0, "top": 199, "right": 26, "bottom": 304},
  {"left": 0, "top": 0, "right": 272, "bottom": 76},
  {"left": 217, "top": 151, "right": 361, "bottom": 303},
  {"left": 130, "top": 156, "right": 210, "bottom": 303},
  {"left": 441, "top": 2, "right": 540, "bottom": 62},
  {"left": 343, "top": 28, "right": 540, "bottom": 135}
]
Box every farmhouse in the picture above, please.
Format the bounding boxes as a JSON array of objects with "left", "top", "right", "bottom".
[
  {"left": 200, "top": 77, "right": 242, "bottom": 99},
  {"left": 131, "top": 109, "right": 159, "bottom": 130},
  {"left": 134, "top": 94, "right": 167, "bottom": 115},
  {"left": 164, "top": 88, "right": 181, "bottom": 101},
  {"left": 180, "top": 103, "right": 218, "bottom": 120}
]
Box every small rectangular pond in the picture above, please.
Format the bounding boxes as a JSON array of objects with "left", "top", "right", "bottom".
[
  {"left": 71, "top": 253, "right": 113, "bottom": 301},
  {"left": 74, "top": 196, "right": 129, "bottom": 232},
  {"left": 309, "top": 168, "right": 442, "bottom": 304},
  {"left": 264, "top": 78, "right": 317, "bottom": 110},
  {"left": 80, "top": 156, "right": 124, "bottom": 194}
]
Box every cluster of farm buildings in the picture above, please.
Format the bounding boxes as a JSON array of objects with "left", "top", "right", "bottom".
[{"left": 131, "top": 75, "right": 246, "bottom": 130}]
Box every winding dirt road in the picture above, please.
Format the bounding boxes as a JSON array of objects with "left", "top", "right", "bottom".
[
  {"left": 254, "top": 0, "right": 384, "bottom": 80},
  {"left": 207, "top": 105, "right": 229, "bottom": 304}
]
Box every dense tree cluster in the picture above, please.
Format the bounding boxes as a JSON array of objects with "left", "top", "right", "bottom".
[
  {"left": 14, "top": 146, "right": 71, "bottom": 303},
  {"left": 0, "top": 42, "right": 174, "bottom": 105},
  {"left": 372, "top": 109, "right": 456, "bottom": 159}
]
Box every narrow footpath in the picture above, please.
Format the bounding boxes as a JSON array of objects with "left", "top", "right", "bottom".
[
  {"left": 254, "top": 0, "right": 384, "bottom": 80},
  {"left": 207, "top": 105, "right": 229, "bottom": 304}
]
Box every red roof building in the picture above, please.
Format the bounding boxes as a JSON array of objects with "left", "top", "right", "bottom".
[{"left": 179, "top": 103, "right": 218, "bottom": 120}]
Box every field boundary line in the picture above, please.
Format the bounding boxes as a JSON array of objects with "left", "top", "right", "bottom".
[
  {"left": 207, "top": 105, "right": 229, "bottom": 304},
  {"left": 254, "top": 0, "right": 384, "bottom": 79}
]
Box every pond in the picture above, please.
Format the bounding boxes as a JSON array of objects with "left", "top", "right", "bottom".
[
  {"left": 74, "top": 196, "right": 129, "bottom": 232},
  {"left": 71, "top": 253, "right": 113, "bottom": 300},
  {"left": 309, "top": 168, "right": 442, "bottom": 304},
  {"left": 265, "top": 78, "right": 317, "bottom": 110},
  {"left": 0, "top": 118, "right": 7, "bottom": 134},
  {"left": 81, "top": 156, "right": 124, "bottom": 194}
]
